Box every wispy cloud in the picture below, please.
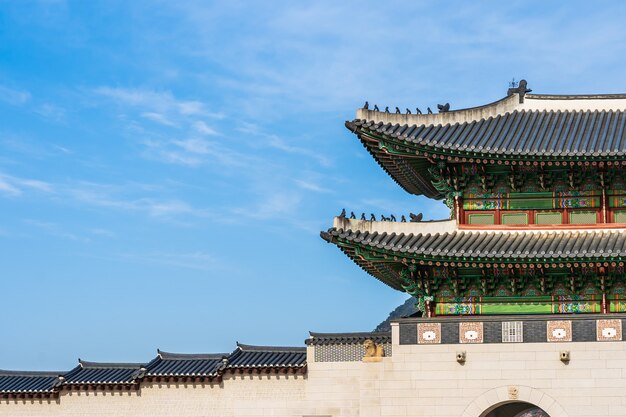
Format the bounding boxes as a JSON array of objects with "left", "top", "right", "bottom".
[
  {"left": 35, "top": 103, "right": 66, "bottom": 122},
  {"left": 66, "top": 183, "right": 209, "bottom": 219},
  {"left": 117, "top": 251, "right": 221, "bottom": 272},
  {"left": 236, "top": 122, "right": 331, "bottom": 166},
  {"left": 141, "top": 112, "right": 177, "bottom": 126},
  {"left": 294, "top": 179, "right": 330, "bottom": 193},
  {"left": 234, "top": 192, "right": 301, "bottom": 220},
  {"left": 0, "top": 173, "right": 54, "bottom": 196},
  {"left": 93, "top": 86, "right": 222, "bottom": 119},
  {"left": 193, "top": 120, "right": 218, "bottom": 136},
  {"left": 0, "top": 85, "right": 31, "bottom": 106},
  {"left": 88, "top": 228, "right": 116, "bottom": 238},
  {"left": 23, "top": 219, "right": 89, "bottom": 243}
]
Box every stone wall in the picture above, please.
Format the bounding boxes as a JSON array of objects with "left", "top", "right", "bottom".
[{"left": 5, "top": 317, "right": 626, "bottom": 416}]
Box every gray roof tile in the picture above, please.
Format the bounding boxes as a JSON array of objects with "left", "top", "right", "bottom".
[
  {"left": 63, "top": 360, "right": 145, "bottom": 385},
  {"left": 226, "top": 344, "right": 306, "bottom": 369},
  {"left": 0, "top": 370, "right": 62, "bottom": 394},
  {"left": 306, "top": 332, "right": 391, "bottom": 346},
  {"left": 325, "top": 228, "right": 626, "bottom": 260},
  {"left": 144, "top": 350, "right": 227, "bottom": 377}
]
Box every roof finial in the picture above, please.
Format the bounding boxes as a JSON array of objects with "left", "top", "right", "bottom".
[{"left": 507, "top": 78, "right": 532, "bottom": 103}]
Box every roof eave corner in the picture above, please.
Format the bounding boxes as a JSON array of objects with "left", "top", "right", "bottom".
[{"left": 345, "top": 120, "right": 358, "bottom": 133}]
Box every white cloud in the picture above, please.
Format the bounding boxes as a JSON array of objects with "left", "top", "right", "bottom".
[
  {"left": 234, "top": 192, "right": 301, "bottom": 220},
  {"left": 35, "top": 103, "right": 66, "bottom": 121},
  {"left": 68, "top": 185, "right": 207, "bottom": 219},
  {"left": 93, "top": 86, "right": 220, "bottom": 119},
  {"left": 117, "top": 251, "right": 220, "bottom": 272},
  {"left": 0, "top": 178, "right": 21, "bottom": 195},
  {"left": 0, "top": 85, "right": 31, "bottom": 106},
  {"left": 193, "top": 120, "right": 218, "bottom": 135},
  {"left": 0, "top": 173, "right": 54, "bottom": 196},
  {"left": 141, "top": 112, "right": 177, "bottom": 126},
  {"left": 23, "top": 219, "right": 89, "bottom": 243},
  {"left": 89, "top": 228, "right": 116, "bottom": 238},
  {"left": 294, "top": 179, "right": 330, "bottom": 193}
]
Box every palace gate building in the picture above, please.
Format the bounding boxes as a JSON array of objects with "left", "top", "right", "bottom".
[{"left": 4, "top": 82, "right": 626, "bottom": 416}]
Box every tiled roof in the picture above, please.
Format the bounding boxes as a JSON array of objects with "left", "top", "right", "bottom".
[
  {"left": 0, "top": 370, "right": 62, "bottom": 394},
  {"left": 322, "top": 227, "right": 626, "bottom": 289},
  {"left": 324, "top": 228, "right": 626, "bottom": 260},
  {"left": 144, "top": 350, "right": 226, "bottom": 377},
  {"left": 306, "top": 332, "right": 391, "bottom": 346},
  {"left": 0, "top": 344, "right": 308, "bottom": 390},
  {"left": 225, "top": 343, "right": 306, "bottom": 369},
  {"left": 63, "top": 360, "right": 145, "bottom": 385},
  {"left": 352, "top": 110, "right": 626, "bottom": 158},
  {"left": 348, "top": 109, "right": 626, "bottom": 198}
]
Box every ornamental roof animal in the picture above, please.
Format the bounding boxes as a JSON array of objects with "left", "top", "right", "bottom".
[{"left": 409, "top": 212, "right": 423, "bottom": 222}]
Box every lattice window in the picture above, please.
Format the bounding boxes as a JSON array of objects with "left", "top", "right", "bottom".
[
  {"left": 502, "top": 321, "right": 523, "bottom": 343},
  {"left": 314, "top": 342, "right": 392, "bottom": 362},
  {"left": 570, "top": 210, "right": 597, "bottom": 225},
  {"left": 501, "top": 212, "right": 528, "bottom": 225},
  {"left": 615, "top": 210, "right": 626, "bottom": 224},
  {"left": 535, "top": 211, "right": 562, "bottom": 225},
  {"left": 468, "top": 213, "right": 495, "bottom": 225}
]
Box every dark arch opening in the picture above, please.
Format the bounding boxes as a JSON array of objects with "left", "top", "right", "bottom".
[{"left": 483, "top": 401, "right": 550, "bottom": 417}]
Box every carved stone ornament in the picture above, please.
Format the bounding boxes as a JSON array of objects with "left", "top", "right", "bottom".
[
  {"left": 362, "top": 339, "right": 385, "bottom": 362},
  {"left": 508, "top": 386, "right": 519, "bottom": 400}
]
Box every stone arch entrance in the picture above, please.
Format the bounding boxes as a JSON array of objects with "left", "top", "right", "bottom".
[
  {"left": 481, "top": 401, "right": 549, "bottom": 417},
  {"left": 461, "top": 386, "right": 566, "bottom": 417}
]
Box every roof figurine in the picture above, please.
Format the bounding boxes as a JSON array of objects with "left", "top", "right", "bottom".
[
  {"left": 409, "top": 212, "right": 423, "bottom": 222},
  {"left": 437, "top": 103, "right": 450, "bottom": 113}
]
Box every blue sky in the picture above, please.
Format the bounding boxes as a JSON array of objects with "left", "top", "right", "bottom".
[{"left": 2, "top": 1, "right": 626, "bottom": 370}]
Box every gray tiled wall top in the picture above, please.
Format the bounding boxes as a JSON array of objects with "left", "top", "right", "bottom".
[
  {"left": 395, "top": 313, "right": 626, "bottom": 325},
  {"left": 401, "top": 317, "right": 622, "bottom": 344}
]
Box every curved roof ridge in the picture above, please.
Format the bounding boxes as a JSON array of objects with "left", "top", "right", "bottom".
[
  {"left": 157, "top": 350, "right": 227, "bottom": 360},
  {"left": 78, "top": 360, "right": 145, "bottom": 369},
  {"left": 309, "top": 331, "right": 390, "bottom": 337},
  {"left": 356, "top": 94, "right": 521, "bottom": 126},
  {"left": 0, "top": 370, "right": 62, "bottom": 377},
  {"left": 528, "top": 93, "right": 626, "bottom": 100},
  {"left": 235, "top": 342, "right": 305, "bottom": 352}
]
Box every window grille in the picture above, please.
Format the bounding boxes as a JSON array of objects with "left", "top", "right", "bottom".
[
  {"left": 468, "top": 213, "right": 495, "bottom": 225},
  {"left": 615, "top": 210, "right": 626, "bottom": 224},
  {"left": 501, "top": 212, "right": 528, "bottom": 225},
  {"left": 502, "top": 321, "right": 523, "bottom": 343},
  {"left": 570, "top": 210, "right": 597, "bottom": 225},
  {"left": 535, "top": 211, "right": 562, "bottom": 225}
]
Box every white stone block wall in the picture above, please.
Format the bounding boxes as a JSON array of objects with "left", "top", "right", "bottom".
[{"left": 5, "top": 339, "right": 626, "bottom": 416}]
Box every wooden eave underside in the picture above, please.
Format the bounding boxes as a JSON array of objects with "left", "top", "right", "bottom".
[{"left": 323, "top": 228, "right": 626, "bottom": 291}]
